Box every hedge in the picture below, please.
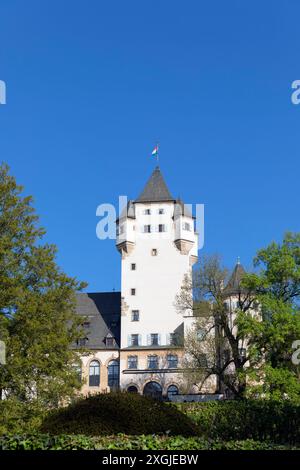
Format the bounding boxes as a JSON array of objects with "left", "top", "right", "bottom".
[
  {"left": 0, "top": 434, "right": 298, "bottom": 450},
  {"left": 177, "top": 400, "right": 300, "bottom": 444}
]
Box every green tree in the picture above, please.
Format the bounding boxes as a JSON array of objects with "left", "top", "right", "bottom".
[
  {"left": 239, "top": 233, "right": 300, "bottom": 401},
  {"left": 0, "top": 163, "right": 86, "bottom": 409}
]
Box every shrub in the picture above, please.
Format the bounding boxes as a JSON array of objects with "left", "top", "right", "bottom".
[
  {"left": 40, "top": 392, "right": 197, "bottom": 437},
  {"left": 0, "top": 399, "right": 45, "bottom": 435},
  {"left": 0, "top": 434, "right": 298, "bottom": 450},
  {"left": 177, "top": 400, "right": 300, "bottom": 444}
]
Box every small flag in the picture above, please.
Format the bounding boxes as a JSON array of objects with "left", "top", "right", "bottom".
[{"left": 151, "top": 145, "right": 159, "bottom": 156}]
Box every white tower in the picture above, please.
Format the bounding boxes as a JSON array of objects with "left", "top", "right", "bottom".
[{"left": 116, "top": 166, "right": 198, "bottom": 395}]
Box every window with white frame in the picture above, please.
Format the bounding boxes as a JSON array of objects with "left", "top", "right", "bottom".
[
  {"left": 147, "top": 355, "right": 158, "bottom": 369},
  {"left": 131, "top": 310, "right": 140, "bottom": 322},
  {"left": 158, "top": 224, "right": 166, "bottom": 232},
  {"left": 151, "top": 248, "right": 158, "bottom": 256},
  {"left": 130, "top": 334, "right": 139, "bottom": 346},
  {"left": 127, "top": 355, "right": 138, "bottom": 369},
  {"left": 144, "top": 209, "right": 151, "bottom": 215},
  {"left": 131, "top": 288, "right": 136, "bottom": 296},
  {"left": 158, "top": 208, "right": 164, "bottom": 214},
  {"left": 150, "top": 333, "right": 159, "bottom": 346},
  {"left": 167, "top": 354, "right": 178, "bottom": 368},
  {"left": 183, "top": 222, "right": 191, "bottom": 231},
  {"left": 89, "top": 360, "right": 100, "bottom": 387},
  {"left": 144, "top": 225, "right": 151, "bottom": 233}
]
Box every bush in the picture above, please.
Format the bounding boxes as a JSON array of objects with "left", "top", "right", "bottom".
[
  {"left": 177, "top": 400, "right": 300, "bottom": 444},
  {"left": 40, "top": 392, "right": 197, "bottom": 437},
  {"left": 0, "top": 399, "right": 45, "bottom": 435},
  {"left": 0, "top": 434, "right": 298, "bottom": 450}
]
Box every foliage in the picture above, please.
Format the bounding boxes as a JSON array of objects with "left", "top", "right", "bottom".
[
  {"left": 40, "top": 392, "right": 198, "bottom": 437},
  {"left": 0, "top": 433, "right": 298, "bottom": 450},
  {"left": 177, "top": 400, "right": 300, "bottom": 444},
  {"left": 0, "top": 398, "right": 46, "bottom": 435},
  {"left": 0, "top": 163, "right": 86, "bottom": 408},
  {"left": 240, "top": 232, "right": 300, "bottom": 400}
]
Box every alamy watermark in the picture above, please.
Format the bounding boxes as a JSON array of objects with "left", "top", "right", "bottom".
[
  {"left": 291, "top": 340, "right": 300, "bottom": 365},
  {"left": 291, "top": 80, "right": 300, "bottom": 104},
  {"left": 96, "top": 197, "right": 205, "bottom": 249},
  {"left": 0, "top": 340, "right": 6, "bottom": 365},
  {"left": 0, "top": 80, "right": 6, "bottom": 104}
]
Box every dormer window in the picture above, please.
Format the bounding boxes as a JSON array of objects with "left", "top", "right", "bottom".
[
  {"left": 77, "top": 337, "right": 88, "bottom": 347},
  {"left": 106, "top": 335, "right": 115, "bottom": 347}
]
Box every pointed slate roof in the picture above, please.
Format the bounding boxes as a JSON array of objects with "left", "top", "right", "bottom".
[
  {"left": 135, "top": 166, "right": 174, "bottom": 203},
  {"left": 74, "top": 292, "right": 121, "bottom": 349},
  {"left": 223, "top": 262, "right": 246, "bottom": 296}
]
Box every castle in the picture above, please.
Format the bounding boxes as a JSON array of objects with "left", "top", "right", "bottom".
[{"left": 74, "top": 166, "right": 242, "bottom": 399}]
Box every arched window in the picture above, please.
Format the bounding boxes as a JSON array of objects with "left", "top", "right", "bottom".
[
  {"left": 108, "top": 360, "right": 119, "bottom": 390},
  {"left": 167, "top": 385, "right": 179, "bottom": 399},
  {"left": 89, "top": 360, "right": 100, "bottom": 387},
  {"left": 143, "top": 381, "right": 162, "bottom": 399},
  {"left": 127, "top": 385, "right": 138, "bottom": 393}
]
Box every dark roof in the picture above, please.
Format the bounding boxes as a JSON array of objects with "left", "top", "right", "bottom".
[
  {"left": 135, "top": 166, "right": 174, "bottom": 203},
  {"left": 223, "top": 262, "right": 246, "bottom": 296},
  {"left": 75, "top": 292, "right": 121, "bottom": 349}
]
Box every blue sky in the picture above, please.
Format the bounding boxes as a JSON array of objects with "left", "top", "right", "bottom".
[{"left": 0, "top": 1, "right": 300, "bottom": 291}]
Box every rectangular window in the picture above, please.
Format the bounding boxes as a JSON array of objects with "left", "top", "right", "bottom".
[
  {"left": 144, "top": 209, "right": 151, "bottom": 215},
  {"left": 144, "top": 225, "right": 151, "bottom": 233},
  {"left": 183, "top": 222, "right": 191, "bottom": 231},
  {"left": 150, "top": 333, "right": 159, "bottom": 346},
  {"left": 167, "top": 354, "right": 178, "bottom": 368},
  {"left": 131, "top": 263, "right": 136, "bottom": 270},
  {"left": 151, "top": 248, "right": 158, "bottom": 256},
  {"left": 127, "top": 355, "right": 138, "bottom": 369},
  {"left": 197, "top": 328, "right": 206, "bottom": 341},
  {"left": 131, "top": 334, "right": 139, "bottom": 346},
  {"left": 158, "top": 208, "right": 164, "bottom": 214},
  {"left": 131, "top": 288, "right": 136, "bottom": 296},
  {"left": 148, "top": 355, "right": 158, "bottom": 369},
  {"left": 131, "top": 310, "right": 140, "bottom": 322},
  {"left": 169, "top": 333, "right": 178, "bottom": 346},
  {"left": 158, "top": 224, "right": 166, "bottom": 232}
]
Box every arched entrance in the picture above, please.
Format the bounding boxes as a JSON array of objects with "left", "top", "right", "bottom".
[
  {"left": 127, "top": 385, "right": 138, "bottom": 393},
  {"left": 143, "top": 381, "right": 162, "bottom": 399}
]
